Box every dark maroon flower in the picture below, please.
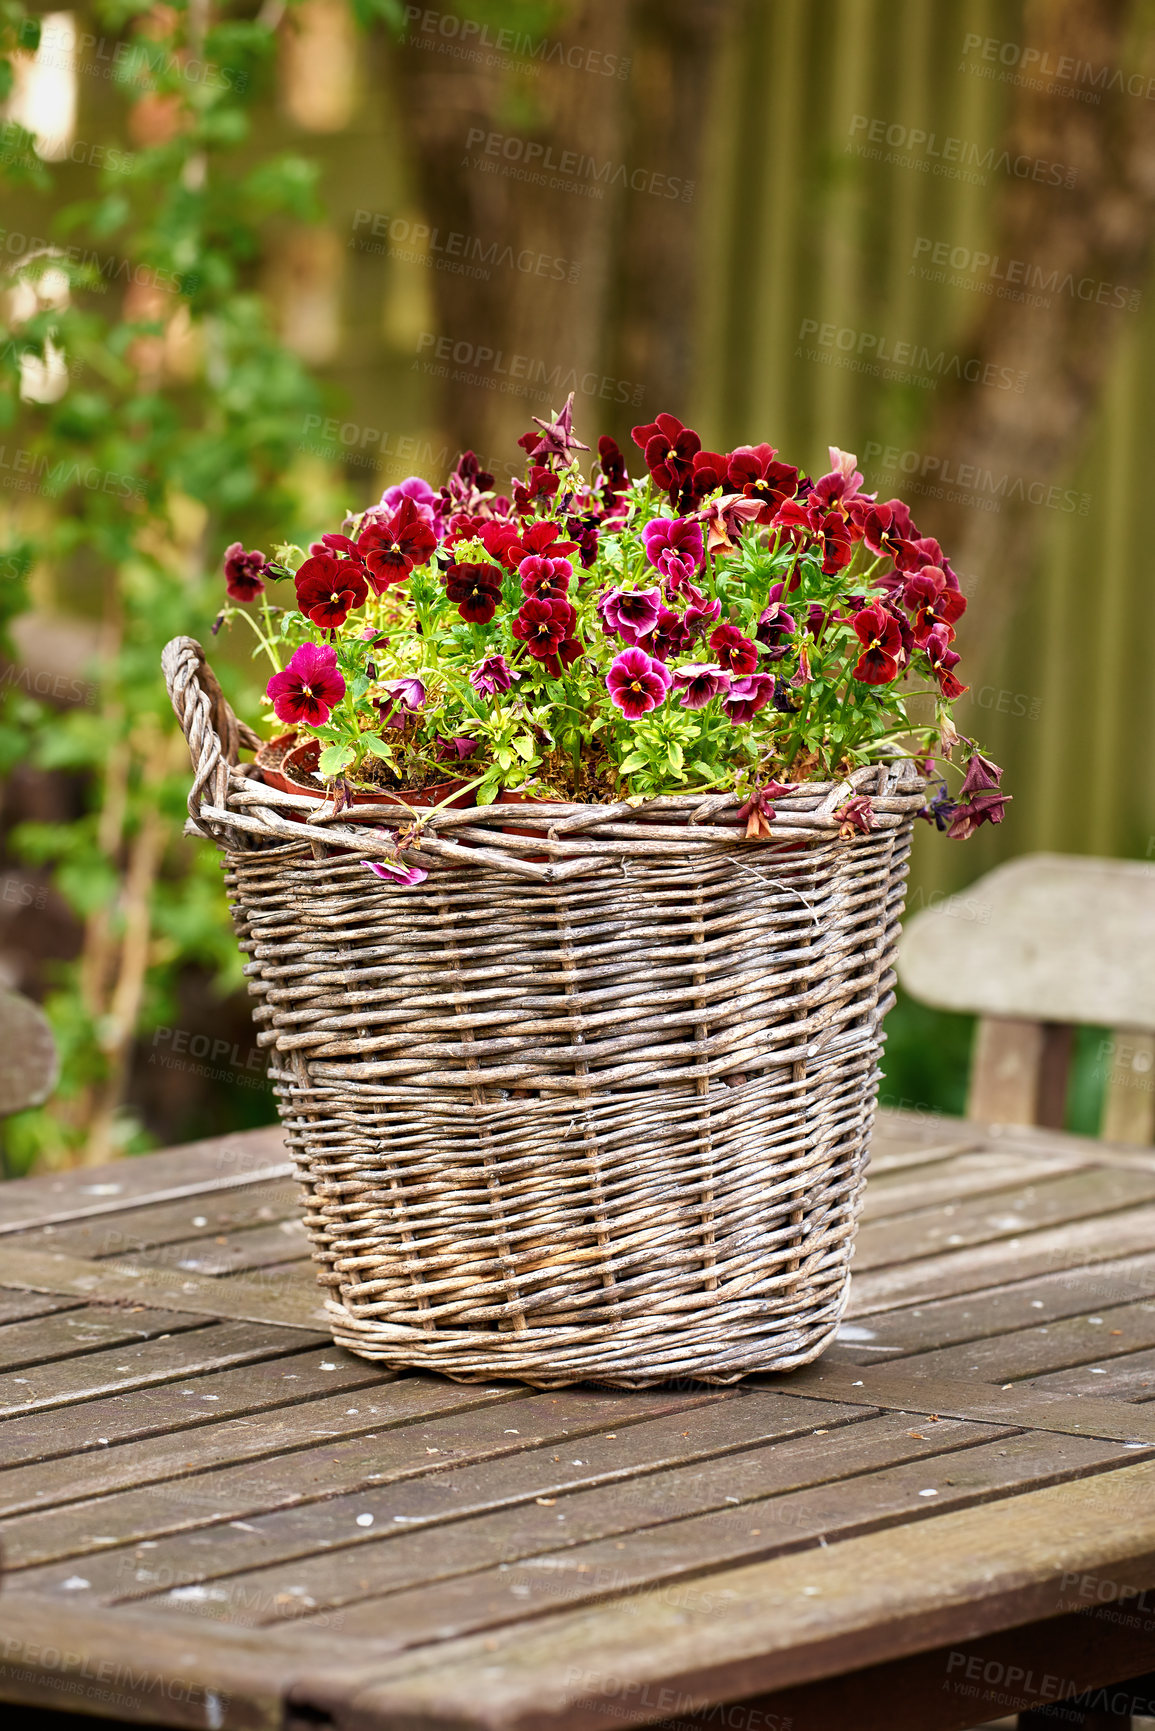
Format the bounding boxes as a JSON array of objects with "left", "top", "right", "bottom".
[
  {"left": 959, "top": 750, "right": 1003, "bottom": 797},
  {"left": 948, "top": 791, "right": 1011, "bottom": 839},
  {"left": 444, "top": 561, "right": 503, "bottom": 624},
  {"left": 565, "top": 512, "right": 600, "bottom": 569},
  {"left": 903, "top": 565, "right": 967, "bottom": 646},
  {"left": 469, "top": 654, "right": 515, "bottom": 697},
  {"left": 223, "top": 543, "right": 268, "bottom": 603},
  {"left": 601, "top": 586, "right": 663, "bottom": 644},
  {"left": 755, "top": 586, "right": 797, "bottom": 658},
  {"left": 512, "top": 596, "right": 575, "bottom": 660},
  {"left": 642, "top": 516, "right": 704, "bottom": 586},
  {"left": 726, "top": 444, "right": 799, "bottom": 519},
  {"left": 722, "top": 672, "right": 775, "bottom": 723},
  {"left": 709, "top": 622, "right": 759, "bottom": 677},
  {"left": 294, "top": 552, "right": 369, "bottom": 629},
  {"left": 540, "top": 636, "right": 585, "bottom": 679},
  {"left": 833, "top": 794, "right": 875, "bottom": 836},
  {"left": 924, "top": 624, "right": 967, "bottom": 700},
  {"left": 606, "top": 647, "right": 672, "bottom": 717},
  {"left": 852, "top": 604, "right": 904, "bottom": 685},
  {"left": 818, "top": 510, "right": 854, "bottom": 575},
  {"left": 636, "top": 605, "right": 691, "bottom": 662},
  {"left": 519, "top": 554, "right": 572, "bottom": 601},
  {"left": 266, "top": 642, "right": 345, "bottom": 727},
  {"left": 671, "top": 663, "right": 730, "bottom": 710},
  {"left": 688, "top": 449, "right": 730, "bottom": 504},
  {"left": 358, "top": 497, "right": 438, "bottom": 593},
  {"left": 314, "top": 532, "right": 367, "bottom": 561},
  {"left": 519, "top": 391, "right": 589, "bottom": 464},
  {"left": 631, "top": 413, "right": 701, "bottom": 501}
]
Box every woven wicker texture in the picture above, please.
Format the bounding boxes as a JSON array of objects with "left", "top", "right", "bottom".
[{"left": 163, "top": 635, "right": 924, "bottom": 1387}]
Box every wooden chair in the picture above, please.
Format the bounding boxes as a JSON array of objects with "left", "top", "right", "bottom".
[{"left": 897, "top": 854, "right": 1155, "bottom": 1144}]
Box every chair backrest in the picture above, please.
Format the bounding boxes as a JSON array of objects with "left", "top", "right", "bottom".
[
  {"left": 898, "top": 853, "right": 1155, "bottom": 1143},
  {"left": 0, "top": 990, "right": 58, "bottom": 1118}
]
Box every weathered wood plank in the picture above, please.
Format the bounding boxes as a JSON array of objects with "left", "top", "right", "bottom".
[
  {"left": 854, "top": 1167, "right": 1155, "bottom": 1272},
  {"left": 0, "top": 1125, "right": 290, "bottom": 1233},
  {"left": 0, "top": 1290, "right": 81, "bottom": 1326},
  {"left": 129, "top": 1411, "right": 987, "bottom": 1629},
  {"left": 128, "top": 1219, "right": 310, "bottom": 1278},
  {"left": 4, "top": 1386, "right": 730, "bottom": 1576},
  {"left": 104, "top": 1397, "right": 879, "bottom": 1620},
  {"left": 0, "top": 1363, "right": 520, "bottom": 1492},
  {"left": 848, "top": 1201, "right": 1155, "bottom": 1314},
  {"left": 287, "top": 1460, "right": 1155, "bottom": 1731},
  {"left": 317, "top": 1431, "right": 1127, "bottom": 1648},
  {"left": 7, "top": 1178, "right": 299, "bottom": 1259},
  {"left": 860, "top": 1151, "right": 1085, "bottom": 1221},
  {"left": 0, "top": 1243, "right": 327, "bottom": 1331},
  {"left": 0, "top": 1318, "right": 325, "bottom": 1419},
  {"left": 757, "top": 1360, "right": 1155, "bottom": 1445},
  {"left": 1028, "top": 1347, "right": 1155, "bottom": 1401},
  {"left": 967, "top": 1015, "right": 1071, "bottom": 1128},
  {"left": 0, "top": 1303, "right": 210, "bottom": 1373},
  {"left": 878, "top": 1298, "right": 1155, "bottom": 1386},
  {"left": 1102, "top": 1030, "right": 1155, "bottom": 1146},
  {"left": 838, "top": 1252, "right": 1155, "bottom": 1360}
]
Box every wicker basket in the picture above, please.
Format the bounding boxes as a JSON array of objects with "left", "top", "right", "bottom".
[{"left": 164, "top": 635, "right": 924, "bottom": 1388}]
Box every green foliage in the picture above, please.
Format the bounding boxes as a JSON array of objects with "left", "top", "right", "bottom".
[{"left": 0, "top": 0, "right": 354, "bottom": 1167}]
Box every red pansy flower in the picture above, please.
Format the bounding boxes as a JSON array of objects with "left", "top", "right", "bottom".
[
  {"left": 294, "top": 552, "right": 368, "bottom": 629},
  {"left": 512, "top": 596, "right": 576, "bottom": 660},
  {"left": 636, "top": 605, "right": 691, "bottom": 663},
  {"left": 709, "top": 622, "right": 759, "bottom": 677},
  {"left": 672, "top": 663, "right": 730, "bottom": 710},
  {"left": 722, "top": 672, "right": 775, "bottom": 723},
  {"left": 444, "top": 561, "right": 503, "bottom": 624},
  {"left": 924, "top": 624, "right": 967, "bottom": 699},
  {"left": 358, "top": 497, "right": 437, "bottom": 592},
  {"left": 903, "top": 566, "right": 967, "bottom": 646},
  {"left": 266, "top": 642, "right": 345, "bottom": 727},
  {"left": 852, "top": 604, "right": 905, "bottom": 685},
  {"left": 631, "top": 413, "right": 701, "bottom": 501},
  {"left": 606, "top": 647, "right": 672, "bottom": 717},
  {"left": 519, "top": 554, "right": 572, "bottom": 601},
  {"left": 726, "top": 444, "right": 799, "bottom": 519}
]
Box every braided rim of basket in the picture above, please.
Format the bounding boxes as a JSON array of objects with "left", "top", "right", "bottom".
[{"left": 163, "top": 633, "right": 927, "bottom": 881}]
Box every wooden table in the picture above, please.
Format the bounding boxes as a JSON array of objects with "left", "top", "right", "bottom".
[{"left": 2, "top": 1109, "right": 1155, "bottom": 1731}]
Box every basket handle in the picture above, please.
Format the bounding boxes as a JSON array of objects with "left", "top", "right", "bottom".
[{"left": 162, "top": 635, "right": 262, "bottom": 836}]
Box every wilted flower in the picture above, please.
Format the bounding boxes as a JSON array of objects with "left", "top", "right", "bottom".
[
  {"left": 606, "top": 646, "right": 672, "bottom": 717},
  {"left": 736, "top": 780, "right": 793, "bottom": 838},
  {"left": 435, "top": 735, "right": 479, "bottom": 760},
  {"left": 959, "top": 749, "right": 1003, "bottom": 796},
  {"left": 518, "top": 391, "right": 589, "bottom": 464},
  {"left": 266, "top": 642, "right": 345, "bottom": 727},
  {"left": 364, "top": 859, "right": 429, "bottom": 887},
  {"left": 755, "top": 587, "right": 797, "bottom": 658},
  {"left": 671, "top": 662, "right": 730, "bottom": 710},
  {"left": 469, "top": 654, "right": 515, "bottom": 697},
  {"left": 834, "top": 794, "right": 875, "bottom": 836},
  {"left": 223, "top": 543, "right": 269, "bottom": 603},
  {"left": 377, "top": 676, "right": 426, "bottom": 729},
  {"left": 948, "top": 791, "right": 1011, "bottom": 839}
]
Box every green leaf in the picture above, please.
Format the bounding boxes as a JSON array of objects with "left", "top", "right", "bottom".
[
  {"left": 618, "top": 752, "right": 647, "bottom": 774},
  {"left": 317, "top": 743, "right": 355, "bottom": 776},
  {"left": 361, "top": 735, "right": 394, "bottom": 761}
]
